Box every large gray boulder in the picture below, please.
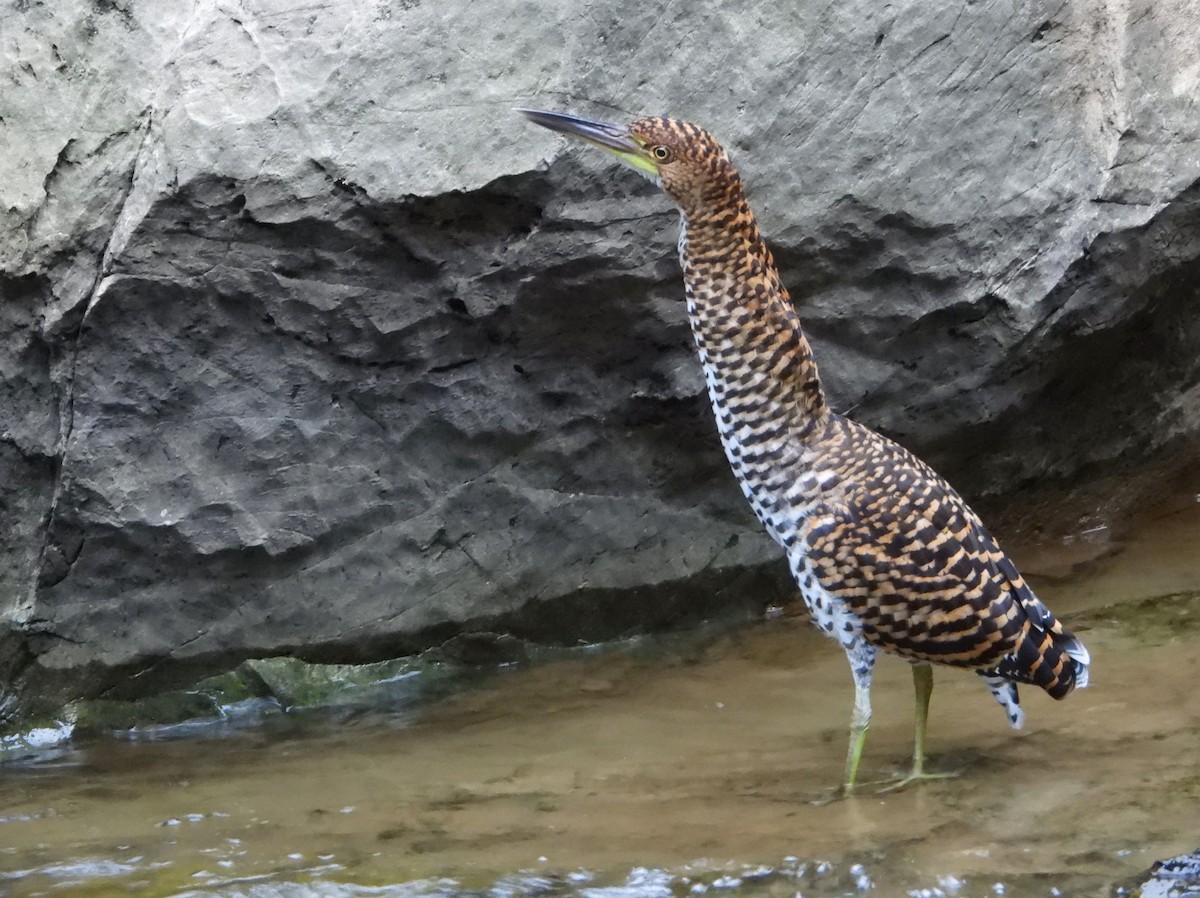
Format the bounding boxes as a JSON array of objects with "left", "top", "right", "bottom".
[{"left": 2, "top": 0, "right": 1198, "bottom": 719}]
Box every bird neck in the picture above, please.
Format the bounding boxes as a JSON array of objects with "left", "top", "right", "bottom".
[{"left": 677, "top": 191, "right": 828, "bottom": 436}]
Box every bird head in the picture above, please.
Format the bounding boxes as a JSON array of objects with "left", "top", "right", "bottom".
[{"left": 517, "top": 108, "right": 739, "bottom": 218}]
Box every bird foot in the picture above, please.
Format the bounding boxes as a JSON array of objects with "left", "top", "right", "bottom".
[
  {"left": 802, "top": 769, "right": 956, "bottom": 804},
  {"left": 872, "top": 767, "right": 959, "bottom": 794},
  {"left": 806, "top": 778, "right": 880, "bottom": 805},
  {"left": 807, "top": 786, "right": 852, "bottom": 806}
]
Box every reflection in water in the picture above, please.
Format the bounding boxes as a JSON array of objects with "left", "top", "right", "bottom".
[{"left": 1, "top": 498, "right": 1198, "bottom": 898}]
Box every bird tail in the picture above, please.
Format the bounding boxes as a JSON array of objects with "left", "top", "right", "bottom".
[
  {"left": 987, "top": 554, "right": 1089, "bottom": 697},
  {"left": 1063, "top": 633, "right": 1090, "bottom": 688},
  {"left": 993, "top": 624, "right": 1089, "bottom": 699}
]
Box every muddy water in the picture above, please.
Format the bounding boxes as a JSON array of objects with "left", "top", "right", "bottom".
[{"left": 2, "top": 498, "right": 1199, "bottom": 898}]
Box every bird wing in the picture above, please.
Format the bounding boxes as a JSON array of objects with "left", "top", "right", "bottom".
[{"left": 800, "top": 417, "right": 1085, "bottom": 696}]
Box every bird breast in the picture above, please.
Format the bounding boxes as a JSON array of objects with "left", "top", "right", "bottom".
[{"left": 698, "top": 353, "right": 841, "bottom": 549}]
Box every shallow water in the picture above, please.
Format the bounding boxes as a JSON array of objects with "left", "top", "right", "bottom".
[{"left": 2, "top": 496, "right": 1199, "bottom": 898}]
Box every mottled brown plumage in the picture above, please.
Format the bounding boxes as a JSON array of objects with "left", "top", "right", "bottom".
[{"left": 519, "top": 107, "right": 1090, "bottom": 793}]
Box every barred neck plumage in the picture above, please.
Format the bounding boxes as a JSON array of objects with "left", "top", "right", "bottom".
[{"left": 677, "top": 179, "right": 828, "bottom": 441}]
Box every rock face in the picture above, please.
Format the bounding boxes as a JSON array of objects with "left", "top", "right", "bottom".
[{"left": 2, "top": 0, "right": 1199, "bottom": 719}]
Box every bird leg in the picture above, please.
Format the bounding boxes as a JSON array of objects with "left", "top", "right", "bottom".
[
  {"left": 911, "top": 661, "right": 933, "bottom": 776},
  {"left": 837, "top": 642, "right": 876, "bottom": 796},
  {"left": 876, "top": 662, "right": 958, "bottom": 793},
  {"left": 841, "top": 676, "right": 872, "bottom": 795}
]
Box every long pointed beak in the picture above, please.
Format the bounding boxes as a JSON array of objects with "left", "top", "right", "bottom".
[{"left": 516, "top": 108, "right": 659, "bottom": 177}]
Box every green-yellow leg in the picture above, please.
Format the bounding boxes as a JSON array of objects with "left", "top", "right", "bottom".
[
  {"left": 911, "top": 661, "right": 933, "bottom": 776},
  {"left": 877, "top": 662, "right": 959, "bottom": 793},
  {"left": 840, "top": 674, "right": 873, "bottom": 796}
]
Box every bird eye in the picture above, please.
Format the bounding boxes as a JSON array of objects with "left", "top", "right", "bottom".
[{"left": 652, "top": 145, "right": 673, "bottom": 161}]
